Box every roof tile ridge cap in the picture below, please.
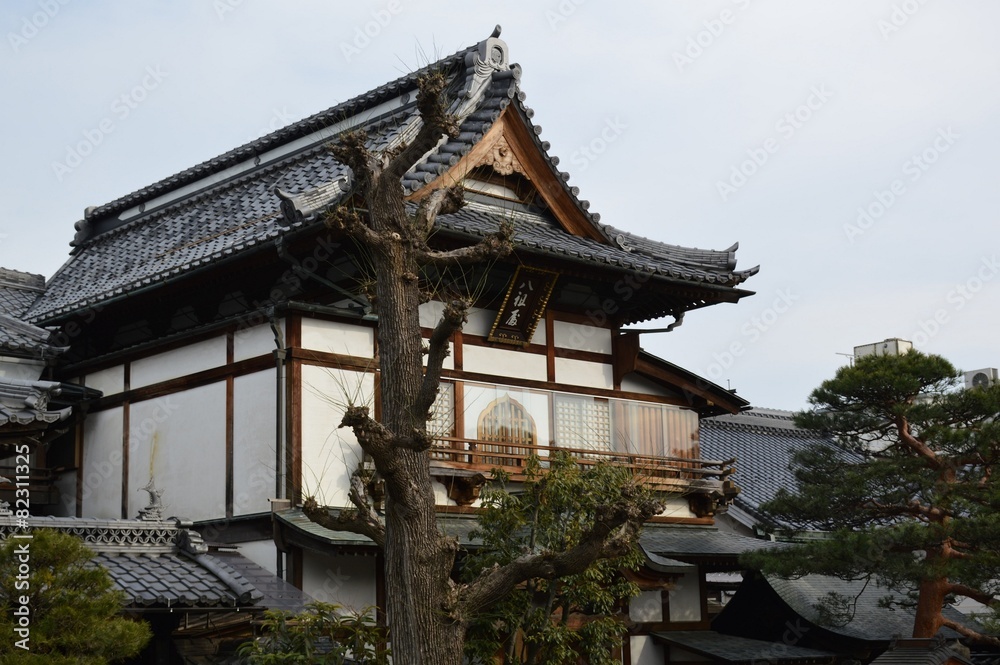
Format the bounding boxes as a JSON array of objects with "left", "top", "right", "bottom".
[
  {"left": 605, "top": 225, "right": 739, "bottom": 259},
  {"left": 86, "top": 43, "right": 480, "bottom": 221},
  {"left": 183, "top": 550, "right": 264, "bottom": 603}
]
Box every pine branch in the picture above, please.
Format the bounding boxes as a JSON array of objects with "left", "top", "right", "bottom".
[{"left": 940, "top": 616, "right": 1000, "bottom": 648}]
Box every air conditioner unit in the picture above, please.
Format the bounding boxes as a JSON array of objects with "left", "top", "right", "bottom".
[{"left": 964, "top": 368, "right": 999, "bottom": 390}]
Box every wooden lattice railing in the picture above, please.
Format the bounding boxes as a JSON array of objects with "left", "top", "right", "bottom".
[{"left": 430, "top": 437, "right": 736, "bottom": 494}]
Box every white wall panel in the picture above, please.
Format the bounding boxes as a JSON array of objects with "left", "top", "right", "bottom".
[
  {"left": 620, "top": 375, "right": 670, "bottom": 397},
  {"left": 553, "top": 320, "right": 612, "bottom": 354},
  {"left": 233, "top": 369, "right": 277, "bottom": 516},
  {"left": 85, "top": 365, "right": 125, "bottom": 396},
  {"left": 629, "top": 590, "right": 663, "bottom": 623},
  {"left": 630, "top": 636, "right": 665, "bottom": 665},
  {"left": 554, "top": 357, "right": 614, "bottom": 389},
  {"left": 302, "top": 551, "right": 377, "bottom": 613},
  {"left": 128, "top": 385, "right": 226, "bottom": 521},
  {"left": 301, "top": 319, "right": 374, "bottom": 358},
  {"left": 234, "top": 322, "right": 279, "bottom": 362},
  {"left": 81, "top": 408, "right": 123, "bottom": 519},
  {"left": 301, "top": 366, "right": 374, "bottom": 507},
  {"left": 464, "top": 307, "right": 495, "bottom": 337},
  {"left": 53, "top": 470, "right": 77, "bottom": 517},
  {"left": 237, "top": 539, "right": 279, "bottom": 575},
  {"left": 463, "top": 345, "right": 547, "bottom": 382},
  {"left": 131, "top": 337, "right": 227, "bottom": 388},
  {"left": 668, "top": 570, "right": 702, "bottom": 622}
]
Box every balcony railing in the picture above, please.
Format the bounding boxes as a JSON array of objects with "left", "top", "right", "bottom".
[{"left": 430, "top": 436, "right": 736, "bottom": 495}]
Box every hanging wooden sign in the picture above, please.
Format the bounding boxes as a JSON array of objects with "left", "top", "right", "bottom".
[{"left": 487, "top": 266, "right": 559, "bottom": 347}]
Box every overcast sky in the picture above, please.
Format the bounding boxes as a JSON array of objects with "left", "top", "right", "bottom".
[{"left": 3, "top": 1, "right": 998, "bottom": 410}]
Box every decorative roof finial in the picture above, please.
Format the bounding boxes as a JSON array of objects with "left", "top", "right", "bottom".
[
  {"left": 457, "top": 26, "right": 512, "bottom": 117},
  {"left": 137, "top": 476, "right": 166, "bottom": 521}
]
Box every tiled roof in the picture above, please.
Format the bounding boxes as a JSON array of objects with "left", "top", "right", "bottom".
[
  {"left": 652, "top": 630, "right": 836, "bottom": 664},
  {"left": 870, "top": 639, "right": 974, "bottom": 665},
  {"left": 0, "top": 268, "right": 45, "bottom": 317},
  {"left": 0, "top": 515, "right": 266, "bottom": 610},
  {"left": 275, "top": 507, "right": 481, "bottom": 548},
  {"left": 0, "top": 312, "right": 63, "bottom": 357},
  {"left": 28, "top": 28, "right": 755, "bottom": 324},
  {"left": 437, "top": 203, "right": 756, "bottom": 287},
  {"left": 767, "top": 574, "right": 973, "bottom": 642},
  {"left": 639, "top": 523, "right": 783, "bottom": 559},
  {"left": 700, "top": 408, "right": 857, "bottom": 529}
]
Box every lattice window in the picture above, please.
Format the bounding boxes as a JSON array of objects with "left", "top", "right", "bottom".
[
  {"left": 553, "top": 394, "right": 611, "bottom": 453},
  {"left": 428, "top": 382, "right": 455, "bottom": 440}
]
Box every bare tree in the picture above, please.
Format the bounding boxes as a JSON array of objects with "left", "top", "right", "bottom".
[{"left": 302, "top": 73, "right": 663, "bottom": 665}]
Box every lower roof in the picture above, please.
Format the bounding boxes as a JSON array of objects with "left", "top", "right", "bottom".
[{"left": 652, "top": 631, "right": 836, "bottom": 664}]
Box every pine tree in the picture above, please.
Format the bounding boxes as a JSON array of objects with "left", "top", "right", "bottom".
[
  {"left": 0, "top": 529, "right": 151, "bottom": 664},
  {"left": 745, "top": 351, "right": 1000, "bottom": 644}
]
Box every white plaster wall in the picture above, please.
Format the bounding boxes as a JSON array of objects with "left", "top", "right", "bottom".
[
  {"left": 128, "top": 385, "right": 226, "bottom": 521},
  {"left": 418, "top": 300, "right": 446, "bottom": 329},
  {"left": 301, "top": 366, "right": 374, "bottom": 507},
  {"left": 629, "top": 590, "right": 663, "bottom": 623},
  {"left": 0, "top": 357, "right": 45, "bottom": 381},
  {"left": 553, "top": 320, "right": 612, "bottom": 354},
  {"left": 464, "top": 307, "right": 495, "bottom": 337},
  {"left": 130, "top": 337, "right": 227, "bottom": 388},
  {"left": 301, "top": 319, "right": 374, "bottom": 358},
  {"left": 463, "top": 345, "right": 547, "bottom": 382},
  {"left": 81, "top": 407, "right": 124, "bottom": 519},
  {"left": 554, "top": 357, "right": 614, "bottom": 389},
  {"left": 234, "top": 322, "right": 279, "bottom": 362},
  {"left": 85, "top": 365, "right": 125, "bottom": 396},
  {"left": 658, "top": 497, "right": 696, "bottom": 520},
  {"left": 629, "top": 636, "right": 665, "bottom": 665},
  {"left": 668, "top": 570, "right": 702, "bottom": 622},
  {"left": 237, "top": 539, "right": 280, "bottom": 575},
  {"left": 53, "top": 470, "right": 76, "bottom": 517},
  {"left": 233, "top": 369, "right": 277, "bottom": 516},
  {"left": 302, "top": 551, "right": 377, "bottom": 613},
  {"left": 620, "top": 375, "right": 670, "bottom": 397}
]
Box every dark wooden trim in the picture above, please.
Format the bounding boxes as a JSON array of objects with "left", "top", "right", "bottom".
[
  {"left": 441, "top": 370, "right": 693, "bottom": 408},
  {"left": 457, "top": 330, "right": 547, "bottom": 356},
  {"left": 90, "top": 354, "right": 274, "bottom": 411},
  {"left": 453, "top": 381, "right": 465, "bottom": 443},
  {"left": 74, "top": 418, "right": 84, "bottom": 518},
  {"left": 225, "top": 332, "right": 235, "bottom": 518},
  {"left": 121, "top": 363, "right": 131, "bottom": 520},
  {"left": 193, "top": 513, "right": 273, "bottom": 543},
  {"left": 646, "top": 516, "right": 715, "bottom": 526},
  {"left": 286, "top": 348, "right": 377, "bottom": 373},
  {"left": 545, "top": 311, "right": 556, "bottom": 382},
  {"left": 453, "top": 329, "right": 463, "bottom": 372},
  {"left": 287, "top": 316, "right": 302, "bottom": 505}
]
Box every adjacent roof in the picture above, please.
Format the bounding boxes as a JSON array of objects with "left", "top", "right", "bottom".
[
  {"left": 27, "top": 28, "right": 754, "bottom": 325},
  {"left": 0, "top": 515, "right": 267, "bottom": 611},
  {"left": 274, "top": 507, "right": 480, "bottom": 551},
  {"left": 0, "top": 378, "right": 72, "bottom": 427},
  {"left": 639, "top": 523, "right": 783, "bottom": 562},
  {"left": 0, "top": 268, "right": 45, "bottom": 318},
  {"left": 652, "top": 630, "right": 836, "bottom": 664},
  {"left": 870, "top": 638, "right": 974, "bottom": 665},
  {"left": 700, "top": 408, "right": 858, "bottom": 529},
  {"left": 767, "top": 574, "right": 974, "bottom": 642}
]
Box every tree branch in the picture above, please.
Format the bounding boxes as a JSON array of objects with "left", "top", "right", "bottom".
[
  {"left": 414, "top": 299, "right": 468, "bottom": 419},
  {"left": 414, "top": 220, "right": 515, "bottom": 269},
  {"left": 455, "top": 489, "right": 662, "bottom": 618},
  {"left": 324, "top": 206, "right": 387, "bottom": 252},
  {"left": 383, "top": 73, "right": 459, "bottom": 184},
  {"left": 946, "top": 582, "right": 996, "bottom": 606},
  {"left": 940, "top": 616, "right": 1000, "bottom": 648},
  {"left": 302, "top": 483, "right": 386, "bottom": 549},
  {"left": 415, "top": 185, "right": 465, "bottom": 234},
  {"left": 895, "top": 415, "right": 943, "bottom": 469}
]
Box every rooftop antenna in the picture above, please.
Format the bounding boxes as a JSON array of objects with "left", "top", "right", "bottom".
[{"left": 835, "top": 352, "right": 855, "bottom": 367}]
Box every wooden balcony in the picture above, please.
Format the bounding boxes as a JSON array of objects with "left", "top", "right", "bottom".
[{"left": 430, "top": 437, "right": 737, "bottom": 499}]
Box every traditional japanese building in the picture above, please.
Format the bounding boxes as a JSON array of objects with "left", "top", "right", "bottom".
[{"left": 4, "top": 28, "right": 780, "bottom": 663}]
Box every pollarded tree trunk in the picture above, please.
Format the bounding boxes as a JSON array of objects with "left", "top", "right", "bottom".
[{"left": 304, "top": 73, "right": 665, "bottom": 665}]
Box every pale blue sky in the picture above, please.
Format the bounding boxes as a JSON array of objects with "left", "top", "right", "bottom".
[{"left": 3, "top": 1, "right": 999, "bottom": 409}]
